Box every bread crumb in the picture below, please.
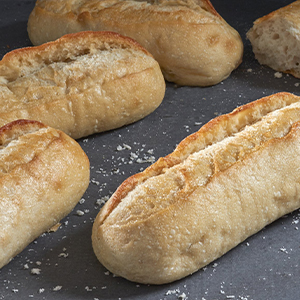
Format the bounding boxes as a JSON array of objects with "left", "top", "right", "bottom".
[
  {"left": 280, "top": 247, "right": 288, "bottom": 253},
  {"left": 178, "top": 293, "right": 188, "bottom": 300},
  {"left": 53, "top": 286, "right": 62, "bottom": 291},
  {"left": 58, "top": 252, "right": 68, "bottom": 258},
  {"left": 76, "top": 210, "right": 84, "bottom": 216},
  {"left": 96, "top": 196, "right": 110, "bottom": 207},
  {"left": 31, "top": 268, "right": 41, "bottom": 275},
  {"left": 195, "top": 122, "right": 202, "bottom": 126},
  {"left": 91, "top": 179, "right": 100, "bottom": 185},
  {"left": 274, "top": 72, "right": 283, "bottom": 78},
  {"left": 166, "top": 289, "right": 180, "bottom": 295}
]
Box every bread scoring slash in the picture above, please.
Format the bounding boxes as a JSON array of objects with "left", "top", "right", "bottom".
[
  {"left": 92, "top": 92, "right": 300, "bottom": 284},
  {"left": 0, "top": 119, "right": 90, "bottom": 269},
  {"left": 0, "top": 31, "right": 165, "bottom": 139},
  {"left": 27, "top": 0, "right": 243, "bottom": 86}
]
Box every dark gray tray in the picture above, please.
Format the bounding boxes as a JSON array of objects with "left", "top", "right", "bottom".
[{"left": 0, "top": 1, "right": 299, "bottom": 299}]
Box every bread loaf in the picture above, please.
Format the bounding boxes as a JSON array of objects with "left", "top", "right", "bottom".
[
  {"left": 0, "top": 31, "right": 165, "bottom": 139},
  {"left": 247, "top": 1, "right": 300, "bottom": 78},
  {"left": 27, "top": 0, "right": 243, "bottom": 86},
  {"left": 92, "top": 92, "right": 300, "bottom": 284},
  {"left": 0, "top": 119, "right": 90, "bottom": 269}
]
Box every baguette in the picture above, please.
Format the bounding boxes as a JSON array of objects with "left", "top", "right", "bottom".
[
  {"left": 92, "top": 92, "right": 300, "bottom": 284},
  {"left": 0, "top": 31, "right": 165, "bottom": 139},
  {"left": 247, "top": 1, "right": 300, "bottom": 78},
  {"left": 27, "top": 0, "right": 243, "bottom": 86},
  {"left": 0, "top": 119, "right": 90, "bottom": 269}
]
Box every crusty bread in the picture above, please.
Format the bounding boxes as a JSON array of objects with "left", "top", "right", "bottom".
[
  {"left": 247, "top": 1, "right": 300, "bottom": 78},
  {"left": 27, "top": 0, "right": 243, "bottom": 86},
  {"left": 0, "top": 31, "right": 165, "bottom": 139},
  {"left": 0, "top": 119, "right": 90, "bottom": 269},
  {"left": 92, "top": 92, "right": 300, "bottom": 284}
]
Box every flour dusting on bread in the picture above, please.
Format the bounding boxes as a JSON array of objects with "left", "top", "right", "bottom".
[
  {"left": 92, "top": 92, "right": 300, "bottom": 284},
  {"left": 0, "top": 31, "right": 165, "bottom": 139},
  {"left": 28, "top": 0, "right": 243, "bottom": 86}
]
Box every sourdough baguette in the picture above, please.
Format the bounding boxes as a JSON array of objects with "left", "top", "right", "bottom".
[
  {"left": 92, "top": 92, "right": 300, "bottom": 284},
  {"left": 247, "top": 1, "right": 300, "bottom": 78},
  {"left": 27, "top": 0, "right": 243, "bottom": 86},
  {"left": 0, "top": 31, "right": 165, "bottom": 139},
  {"left": 0, "top": 119, "right": 90, "bottom": 269}
]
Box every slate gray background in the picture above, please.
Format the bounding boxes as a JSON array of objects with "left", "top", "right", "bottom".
[{"left": 0, "top": 0, "right": 299, "bottom": 299}]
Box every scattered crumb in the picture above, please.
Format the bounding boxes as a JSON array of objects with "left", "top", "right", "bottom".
[
  {"left": 31, "top": 268, "right": 41, "bottom": 275},
  {"left": 178, "top": 292, "right": 188, "bottom": 300},
  {"left": 91, "top": 178, "right": 100, "bottom": 185},
  {"left": 274, "top": 71, "right": 283, "bottom": 78},
  {"left": 53, "top": 286, "right": 62, "bottom": 291},
  {"left": 166, "top": 289, "right": 180, "bottom": 296},
  {"left": 165, "top": 288, "right": 188, "bottom": 299},
  {"left": 58, "top": 252, "right": 68, "bottom": 258},
  {"left": 96, "top": 195, "right": 110, "bottom": 207},
  {"left": 279, "top": 247, "right": 288, "bottom": 254},
  {"left": 76, "top": 210, "right": 85, "bottom": 216}
]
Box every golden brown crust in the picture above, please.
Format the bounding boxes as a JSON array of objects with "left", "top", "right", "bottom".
[
  {"left": 0, "top": 31, "right": 165, "bottom": 139},
  {"left": 27, "top": 0, "right": 243, "bottom": 86},
  {"left": 92, "top": 92, "right": 300, "bottom": 284},
  {"left": 251, "top": 1, "right": 300, "bottom": 26},
  {"left": 98, "top": 92, "right": 300, "bottom": 224},
  {"left": 0, "top": 119, "right": 90, "bottom": 269}
]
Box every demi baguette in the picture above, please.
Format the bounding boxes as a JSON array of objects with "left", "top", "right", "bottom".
[
  {"left": 0, "top": 119, "right": 90, "bottom": 269},
  {"left": 247, "top": 1, "right": 300, "bottom": 78},
  {"left": 27, "top": 0, "right": 243, "bottom": 86},
  {"left": 92, "top": 92, "right": 300, "bottom": 284},
  {"left": 0, "top": 31, "right": 165, "bottom": 139}
]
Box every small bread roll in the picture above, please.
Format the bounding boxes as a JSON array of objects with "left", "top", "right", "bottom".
[
  {"left": 0, "top": 31, "right": 165, "bottom": 139},
  {"left": 0, "top": 119, "right": 90, "bottom": 269},
  {"left": 27, "top": 0, "right": 243, "bottom": 86},
  {"left": 92, "top": 92, "right": 300, "bottom": 284},
  {"left": 247, "top": 1, "right": 300, "bottom": 78}
]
